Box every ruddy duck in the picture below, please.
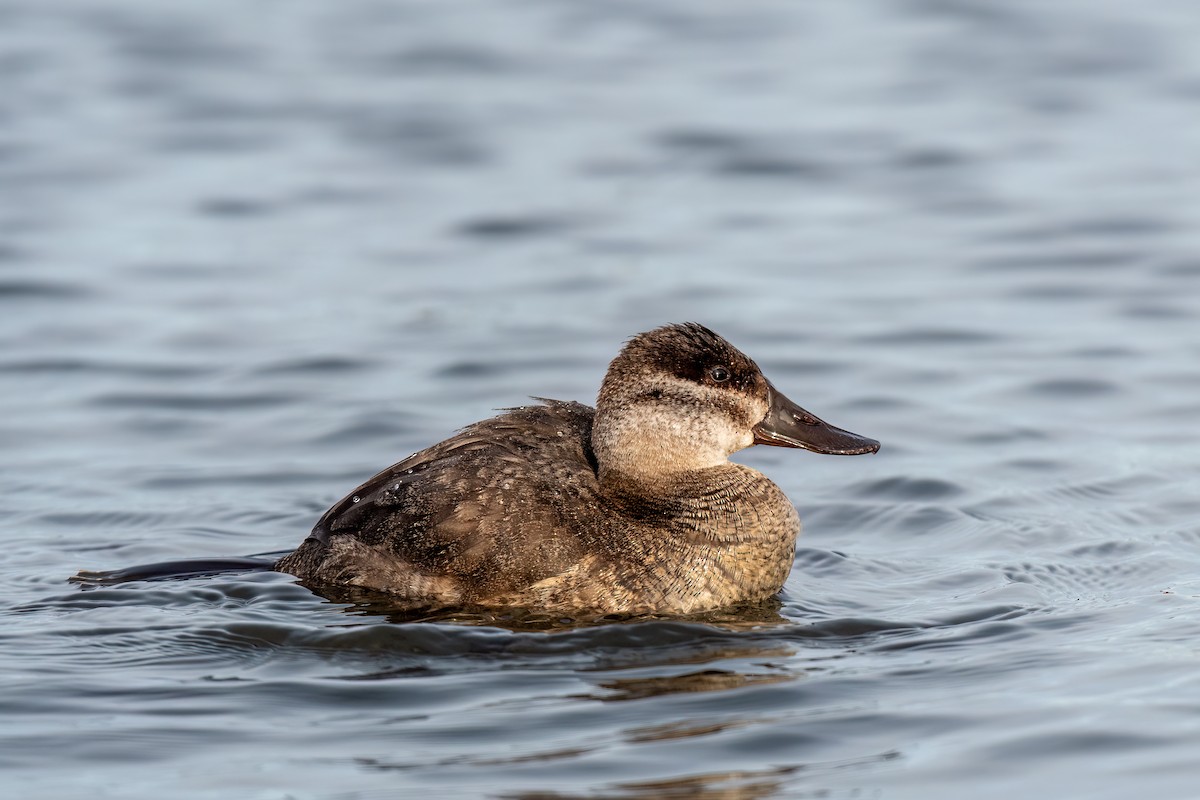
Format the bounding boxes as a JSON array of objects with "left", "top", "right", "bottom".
[{"left": 275, "top": 323, "right": 879, "bottom": 614}]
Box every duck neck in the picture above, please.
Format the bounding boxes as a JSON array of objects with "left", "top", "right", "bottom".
[{"left": 591, "top": 403, "right": 739, "bottom": 490}]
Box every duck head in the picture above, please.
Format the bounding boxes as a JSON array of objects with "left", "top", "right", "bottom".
[{"left": 592, "top": 323, "right": 879, "bottom": 482}]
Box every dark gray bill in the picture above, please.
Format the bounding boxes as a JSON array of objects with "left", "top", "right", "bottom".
[{"left": 752, "top": 384, "right": 880, "bottom": 455}]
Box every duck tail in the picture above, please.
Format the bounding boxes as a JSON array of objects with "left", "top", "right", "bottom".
[{"left": 68, "top": 555, "right": 280, "bottom": 587}]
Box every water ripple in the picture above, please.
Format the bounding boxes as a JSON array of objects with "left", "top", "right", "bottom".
[
  {"left": 0, "top": 280, "right": 90, "bottom": 300},
  {"left": 4, "top": 1, "right": 1200, "bottom": 797},
  {"left": 91, "top": 391, "right": 294, "bottom": 410}
]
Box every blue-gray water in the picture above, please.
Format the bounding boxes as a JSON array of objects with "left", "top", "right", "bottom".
[{"left": 3, "top": 1, "right": 1200, "bottom": 797}]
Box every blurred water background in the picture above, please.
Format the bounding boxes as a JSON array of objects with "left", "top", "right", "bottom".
[{"left": 3, "top": 1, "right": 1200, "bottom": 798}]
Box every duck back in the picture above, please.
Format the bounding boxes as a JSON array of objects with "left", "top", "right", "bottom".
[{"left": 277, "top": 401, "right": 602, "bottom": 604}]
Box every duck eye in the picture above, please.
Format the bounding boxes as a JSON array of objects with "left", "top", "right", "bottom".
[{"left": 710, "top": 366, "right": 730, "bottom": 383}]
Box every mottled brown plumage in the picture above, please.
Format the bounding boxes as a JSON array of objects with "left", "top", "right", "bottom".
[{"left": 276, "top": 323, "right": 878, "bottom": 614}]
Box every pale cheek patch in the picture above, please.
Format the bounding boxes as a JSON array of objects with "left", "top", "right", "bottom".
[{"left": 594, "top": 375, "right": 764, "bottom": 475}]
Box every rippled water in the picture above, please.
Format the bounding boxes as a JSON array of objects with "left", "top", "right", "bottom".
[{"left": 4, "top": 1, "right": 1200, "bottom": 797}]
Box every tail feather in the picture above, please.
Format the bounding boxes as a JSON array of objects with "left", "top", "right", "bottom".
[{"left": 69, "top": 556, "right": 278, "bottom": 586}]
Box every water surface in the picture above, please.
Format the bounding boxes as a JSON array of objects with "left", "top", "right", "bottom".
[{"left": 3, "top": 1, "right": 1200, "bottom": 798}]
